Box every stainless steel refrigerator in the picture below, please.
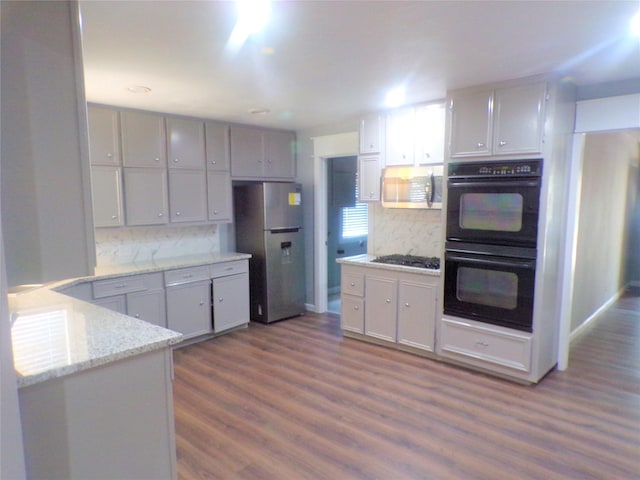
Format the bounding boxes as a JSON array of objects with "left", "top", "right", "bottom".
[{"left": 234, "top": 182, "right": 305, "bottom": 323}]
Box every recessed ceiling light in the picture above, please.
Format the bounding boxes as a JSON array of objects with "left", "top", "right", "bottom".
[
  {"left": 248, "top": 108, "right": 271, "bottom": 115},
  {"left": 631, "top": 11, "right": 640, "bottom": 37},
  {"left": 385, "top": 86, "right": 406, "bottom": 108},
  {"left": 127, "top": 85, "right": 151, "bottom": 94}
]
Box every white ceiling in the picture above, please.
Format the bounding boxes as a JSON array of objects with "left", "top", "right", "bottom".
[{"left": 79, "top": 0, "right": 640, "bottom": 131}]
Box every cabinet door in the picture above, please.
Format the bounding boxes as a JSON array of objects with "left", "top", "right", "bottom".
[
  {"left": 264, "top": 130, "right": 295, "bottom": 179},
  {"left": 167, "top": 117, "right": 205, "bottom": 169},
  {"left": 93, "top": 295, "right": 126, "bottom": 314},
  {"left": 397, "top": 280, "right": 436, "bottom": 352},
  {"left": 341, "top": 295, "right": 364, "bottom": 334},
  {"left": 207, "top": 171, "right": 232, "bottom": 223},
  {"left": 166, "top": 280, "right": 212, "bottom": 339},
  {"left": 358, "top": 154, "right": 380, "bottom": 202},
  {"left": 91, "top": 166, "right": 123, "bottom": 227},
  {"left": 121, "top": 111, "right": 166, "bottom": 167},
  {"left": 360, "top": 113, "right": 384, "bottom": 154},
  {"left": 123, "top": 168, "right": 169, "bottom": 225},
  {"left": 493, "top": 83, "right": 545, "bottom": 155},
  {"left": 230, "top": 125, "right": 263, "bottom": 178},
  {"left": 365, "top": 275, "right": 397, "bottom": 342},
  {"left": 212, "top": 273, "right": 249, "bottom": 333},
  {"left": 385, "top": 107, "right": 415, "bottom": 166},
  {"left": 168, "top": 170, "right": 207, "bottom": 223},
  {"left": 127, "top": 289, "right": 166, "bottom": 328},
  {"left": 414, "top": 103, "right": 445, "bottom": 164},
  {"left": 88, "top": 105, "right": 120, "bottom": 166},
  {"left": 449, "top": 90, "right": 493, "bottom": 158},
  {"left": 205, "top": 122, "right": 230, "bottom": 171}
]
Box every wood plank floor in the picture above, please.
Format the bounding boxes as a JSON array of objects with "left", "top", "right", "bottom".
[{"left": 172, "top": 290, "right": 640, "bottom": 479}]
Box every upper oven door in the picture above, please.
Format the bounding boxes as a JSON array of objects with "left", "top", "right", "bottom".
[{"left": 446, "top": 175, "right": 541, "bottom": 247}]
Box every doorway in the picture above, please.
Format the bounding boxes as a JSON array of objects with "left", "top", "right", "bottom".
[{"left": 326, "top": 156, "right": 368, "bottom": 313}]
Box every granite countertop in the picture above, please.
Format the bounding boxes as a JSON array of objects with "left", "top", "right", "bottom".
[
  {"left": 337, "top": 254, "right": 441, "bottom": 276},
  {"left": 10, "top": 252, "right": 251, "bottom": 388}
]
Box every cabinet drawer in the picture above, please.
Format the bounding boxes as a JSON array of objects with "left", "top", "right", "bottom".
[
  {"left": 93, "top": 275, "right": 147, "bottom": 298},
  {"left": 342, "top": 271, "right": 364, "bottom": 297},
  {"left": 440, "top": 318, "right": 532, "bottom": 372},
  {"left": 210, "top": 260, "right": 248, "bottom": 278},
  {"left": 164, "top": 265, "right": 210, "bottom": 287}
]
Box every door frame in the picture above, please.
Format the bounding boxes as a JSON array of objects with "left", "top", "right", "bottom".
[{"left": 312, "top": 132, "right": 358, "bottom": 313}]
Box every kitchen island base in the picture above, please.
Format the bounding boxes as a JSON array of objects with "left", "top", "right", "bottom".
[{"left": 19, "top": 349, "right": 177, "bottom": 480}]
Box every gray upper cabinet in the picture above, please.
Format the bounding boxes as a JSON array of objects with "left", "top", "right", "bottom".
[
  {"left": 168, "top": 169, "right": 207, "bottom": 223},
  {"left": 123, "top": 168, "right": 169, "bottom": 225},
  {"left": 167, "top": 117, "right": 206, "bottom": 169},
  {"left": 207, "top": 171, "right": 233, "bottom": 223},
  {"left": 88, "top": 105, "right": 120, "bottom": 166},
  {"left": 448, "top": 81, "right": 546, "bottom": 159},
  {"left": 359, "top": 112, "right": 384, "bottom": 154},
  {"left": 230, "top": 125, "right": 296, "bottom": 180},
  {"left": 121, "top": 111, "right": 166, "bottom": 168},
  {"left": 91, "top": 165, "right": 123, "bottom": 228},
  {"left": 205, "top": 122, "right": 231, "bottom": 171}
]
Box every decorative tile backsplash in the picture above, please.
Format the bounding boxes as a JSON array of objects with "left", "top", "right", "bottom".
[
  {"left": 94, "top": 225, "right": 220, "bottom": 267},
  {"left": 370, "top": 204, "right": 442, "bottom": 257}
]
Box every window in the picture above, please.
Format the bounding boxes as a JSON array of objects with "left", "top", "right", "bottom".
[{"left": 341, "top": 175, "right": 368, "bottom": 239}]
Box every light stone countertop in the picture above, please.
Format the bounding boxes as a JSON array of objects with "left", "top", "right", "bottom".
[
  {"left": 337, "top": 254, "right": 441, "bottom": 276},
  {"left": 10, "top": 252, "right": 251, "bottom": 388}
]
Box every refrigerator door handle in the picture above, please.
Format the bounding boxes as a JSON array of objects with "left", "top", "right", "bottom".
[{"left": 269, "top": 227, "right": 301, "bottom": 234}]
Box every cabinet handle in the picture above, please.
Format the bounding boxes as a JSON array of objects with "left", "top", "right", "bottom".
[
  {"left": 477, "top": 142, "right": 485, "bottom": 148},
  {"left": 498, "top": 140, "right": 507, "bottom": 147},
  {"left": 385, "top": 299, "right": 391, "bottom": 304},
  {"left": 475, "top": 340, "right": 489, "bottom": 347},
  {"left": 115, "top": 283, "right": 127, "bottom": 289},
  {"left": 225, "top": 267, "right": 234, "bottom": 271},
  {"left": 183, "top": 273, "right": 193, "bottom": 278}
]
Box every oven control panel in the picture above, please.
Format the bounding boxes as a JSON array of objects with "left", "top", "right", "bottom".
[{"left": 448, "top": 159, "right": 542, "bottom": 178}]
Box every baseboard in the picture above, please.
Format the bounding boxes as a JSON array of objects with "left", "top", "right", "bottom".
[
  {"left": 569, "top": 287, "right": 624, "bottom": 342},
  {"left": 305, "top": 302, "right": 319, "bottom": 313}
]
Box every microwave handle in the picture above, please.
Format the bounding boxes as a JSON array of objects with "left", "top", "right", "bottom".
[{"left": 425, "top": 173, "right": 434, "bottom": 207}]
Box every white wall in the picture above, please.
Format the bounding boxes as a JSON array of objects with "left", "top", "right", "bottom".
[{"left": 571, "top": 130, "right": 640, "bottom": 331}]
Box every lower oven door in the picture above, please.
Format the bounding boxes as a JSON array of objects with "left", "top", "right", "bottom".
[{"left": 443, "top": 249, "right": 536, "bottom": 332}]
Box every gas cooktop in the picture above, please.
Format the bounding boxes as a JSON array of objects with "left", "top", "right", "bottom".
[{"left": 372, "top": 254, "right": 440, "bottom": 270}]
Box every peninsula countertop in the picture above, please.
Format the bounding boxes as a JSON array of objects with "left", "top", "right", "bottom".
[
  {"left": 10, "top": 252, "right": 251, "bottom": 388},
  {"left": 337, "top": 254, "right": 441, "bottom": 276}
]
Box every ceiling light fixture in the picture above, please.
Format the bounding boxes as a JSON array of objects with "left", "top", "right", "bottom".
[
  {"left": 127, "top": 85, "right": 151, "bottom": 94},
  {"left": 384, "top": 86, "right": 406, "bottom": 108},
  {"left": 226, "top": 0, "right": 271, "bottom": 53}
]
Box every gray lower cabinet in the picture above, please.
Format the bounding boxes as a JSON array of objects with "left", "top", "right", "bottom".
[
  {"left": 91, "top": 273, "right": 166, "bottom": 327},
  {"left": 211, "top": 260, "right": 250, "bottom": 333},
  {"left": 340, "top": 263, "right": 438, "bottom": 353},
  {"left": 165, "top": 266, "right": 212, "bottom": 339},
  {"left": 19, "top": 348, "right": 177, "bottom": 480}
]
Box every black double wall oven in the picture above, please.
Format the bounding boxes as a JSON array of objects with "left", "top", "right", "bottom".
[{"left": 444, "top": 159, "right": 542, "bottom": 332}]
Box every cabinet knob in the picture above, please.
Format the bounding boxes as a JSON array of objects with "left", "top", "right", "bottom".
[
  {"left": 477, "top": 142, "right": 485, "bottom": 148},
  {"left": 498, "top": 140, "right": 508, "bottom": 147},
  {"left": 134, "top": 313, "right": 140, "bottom": 318},
  {"left": 199, "top": 300, "right": 205, "bottom": 306},
  {"left": 158, "top": 212, "right": 164, "bottom": 217},
  {"left": 174, "top": 158, "right": 179, "bottom": 163},
  {"left": 369, "top": 143, "right": 374, "bottom": 148},
  {"left": 350, "top": 282, "right": 355, "bottom": 287},
  {"left": 405, "top": 302, "right": 410, "bottom": 307},
  {"left": 154, "top": 157, "right": 160, "bottom": 162},
  {"left": 176, "top": 211, "right": 181, "bottom": 216},
  {"left": 218, "top": 297, "right": 223, "bottom": 302},
  {"left": 107, "top": 153, "right": 113, "bottom": 158},
  {"left": 385, "top": 299, "right": 391, "bottom": 304},
  {"left": 214, "top": 210, "right": 219, "bottom": 214},
  {"left": 211, "top": 160, "right": 217, "bottom": 164},
  {"left": 353, "top": 305, "right": 359, "bottom": 310},
  {"left": 111, "top": 215, "right": 118, "bottom": 219}
]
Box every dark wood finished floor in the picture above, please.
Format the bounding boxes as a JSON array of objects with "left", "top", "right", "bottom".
[{"left": 172, "top": 289, "right": 640, "bottom": 479}]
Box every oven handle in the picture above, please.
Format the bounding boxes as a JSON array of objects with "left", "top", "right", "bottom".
[
  {"left": 448, "top": 179, "right": 539, "bottom": 188},
  {"left": 446, "top": 254, "right": 536, "bottom": 270}
]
